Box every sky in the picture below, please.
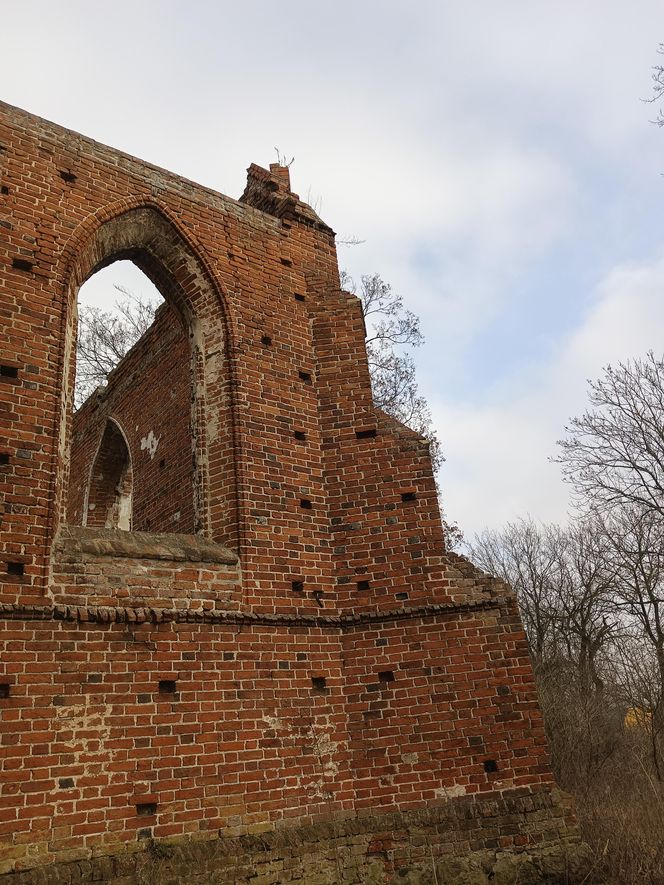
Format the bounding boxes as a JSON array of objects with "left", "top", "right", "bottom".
[{"left": 3, "top": 1, "right": 664, "bottom": 536}]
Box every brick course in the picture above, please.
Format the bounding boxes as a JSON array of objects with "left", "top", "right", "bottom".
[{"left": 0, "top": 102, "right": 583, "bottom": 880}]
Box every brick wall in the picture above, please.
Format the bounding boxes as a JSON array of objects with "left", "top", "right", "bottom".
[{"left": 0, "top": 102, "right": 584, "bottom": 880}]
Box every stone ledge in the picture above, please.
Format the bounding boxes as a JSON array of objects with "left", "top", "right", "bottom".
[{"left": 53, "top": 525, "right": 238, "bottom": 564}]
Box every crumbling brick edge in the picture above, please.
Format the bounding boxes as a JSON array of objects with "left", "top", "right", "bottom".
[{"left": 0, "top": 789, "right": 591, "bottom": 884}]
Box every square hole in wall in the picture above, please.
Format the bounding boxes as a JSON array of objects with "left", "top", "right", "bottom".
[
  {"left": 298, "top": 371, "right": 312, "bottom": 384},
  {"left": 158, "top": 679, "right": 177, "bottom": 695},
  {"left": 378, "top": 670, "right": 395, "bottom": 683},
  {"left": 136, "top": 802, "right": 157, "bottom": 816},
  {"left": 311, "top": 676, "right": 327, "bottom": 693},
  {"left": 0, "top": 365, "right": 18, "bottom": 379},
  {"left": 401, "top": 492, "right": 417, "bottom": 503},
  {"left": 292, "top": 580, "right": 304, "bottom": 593},
  {"left": 299, "top": 499, "right": 312, "bottom": 510},
  {"left": 7, "top": 562, "right": 24, "bottom": 576},
  {"left": 483, "top": 759, "right": 499, "bottom": 773},
  {"left": 355, "top": 428, "right": 376, "bottom": 439},
  {"left": 261, "top": 334, "right": 273, "bottom": 346},
  {"left": 357, "top": 580, "right": 370, "bottom": 592},
  {"left": 0, "top": 454, "right": 9, "bottom": 466},
  {"left": 0, "top": 684, "right": 10, "bottom": 698},
  {"left": 293, "top": 430, "right": 307, "bottom": 441},
  {"left": 294, "top": 293, "right": 306, "bottom": 302},
  {"left": 12, "top": 258, "right": 33, "bottom": 272}
]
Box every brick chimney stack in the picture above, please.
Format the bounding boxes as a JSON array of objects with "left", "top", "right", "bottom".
[{"left": 269, "top": 162, "right": 291, "bottom": 191}]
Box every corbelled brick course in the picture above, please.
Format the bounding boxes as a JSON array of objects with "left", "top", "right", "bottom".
[{"left": 0, "top": 101, "right": 583, "bottom": 881}]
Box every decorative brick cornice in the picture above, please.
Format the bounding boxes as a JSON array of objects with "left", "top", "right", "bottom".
[{"left": 0, "top": 596, "right": 509, "bottom": 629}]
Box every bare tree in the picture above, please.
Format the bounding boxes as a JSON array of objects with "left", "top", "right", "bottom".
[
  {"left": 598, "top": 505, "right": 664, "bottom": 715},
  {"left": 342, "top": 271, "right": 442, "bottom": 472},
  {"left": 471, "top": 517, "right": 617, "bottom": 686},
  {"left": 471, "top": 338, "right": 664, "bottom": 876},
  {"left": 612, "top": 635, "right": 664, "bottom": 783},
  {"left": 471, "top": 517, "right": 623, "bottom": 797},
  {"left": 471, "top": 518, "right": 563, "bottom": 669},
  {"left": 556, "top": 352, "right": 664, "bottom": 713},
  {"left": 554, "top": 521, "right": 618, "bottom": 695},
  {"left": 75, "top": 286, "right": 160, "bottom": 407},
  {"left": 647, "top": 43, "right": 664, "bottom": 126},
  {"left": 556, "top": 353, "right": 664, "bottom": 520}
]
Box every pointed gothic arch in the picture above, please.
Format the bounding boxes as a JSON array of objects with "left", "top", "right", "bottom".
[
  {"left": 84, "top": 418, "right": 133, "bottom": 530},
  {"left": 53, "top": 202, "right": 239, "bottom": 548}
]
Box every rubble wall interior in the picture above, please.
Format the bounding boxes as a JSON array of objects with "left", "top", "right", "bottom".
[
  {"left": 0, "top": 101, "right": 584, "bottom": 880},
  {"left": 68, "top": 303, "right": 196, "bottom": 535}
]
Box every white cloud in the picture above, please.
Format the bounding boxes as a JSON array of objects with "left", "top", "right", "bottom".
[{"left": 436, "top": 252, "right": 664, "bottom": 536}]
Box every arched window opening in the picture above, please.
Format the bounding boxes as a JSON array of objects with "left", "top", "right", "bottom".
[
  {"left": 66, "top": 260, "right": 198, "bottom": 535},
  {"left": 73, "top": 261, "right": 163, "bottom": 408},
  {"left": 86, "top": 420, "right": 133, "bottom": 530},
  {"left": 54, "top": 205, "right": 238, "bottom": 548}
]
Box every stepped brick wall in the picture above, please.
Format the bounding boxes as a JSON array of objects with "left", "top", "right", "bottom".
[{"left": 0, "top": 101, "right": 584, "bottom": 882}]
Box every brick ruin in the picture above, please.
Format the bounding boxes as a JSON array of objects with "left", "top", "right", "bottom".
[{"left": 0, "top": 102, "right": 585, "bottom": 883}]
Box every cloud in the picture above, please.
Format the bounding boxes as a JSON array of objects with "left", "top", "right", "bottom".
[{"left": 435, "top": 252, "right": 664, "bottom": 536}]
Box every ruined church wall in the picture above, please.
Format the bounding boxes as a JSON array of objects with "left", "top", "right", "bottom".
[
  {"left": 0, "top": 101, "right": 585, "bottom": 881},
  {"left": 0, "top": 100, "right": 452, "bottom": 616}
]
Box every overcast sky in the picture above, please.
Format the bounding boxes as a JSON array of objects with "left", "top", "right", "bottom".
[{"left": 3, "top": 1, "right": 664, "bottom": 536}]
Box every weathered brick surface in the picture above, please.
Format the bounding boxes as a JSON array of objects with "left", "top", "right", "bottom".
[{"left": 0, "top": 101, "right": 583, "bottom": 880}]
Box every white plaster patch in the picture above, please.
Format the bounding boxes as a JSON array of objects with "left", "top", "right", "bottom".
[
  {"left": 206, "top": 408, "right": 219, "bottom": 444},
  {"left": 140, "top": 429, "right": 161, "bottom": 459},
  {"left": 435, "top": 784, "right": 467, "bottom": 799},
  {"left": 54, "top": 703, "right": 112, "bottom": 755},
  {"left": 117, "top": 491, "right": 132, "bottom": 532},
  {"left": 402, "top": 752, "right": 419, "bottom": 764},
  {"left": 310, "top": 724, "right": 340, "bottom": 778}
]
